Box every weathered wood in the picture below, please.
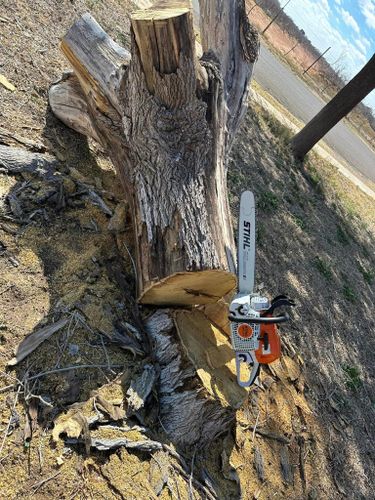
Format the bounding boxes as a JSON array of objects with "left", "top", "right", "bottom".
[
  {"left": 145, "top": 310, "right": 243, "bottom": 446},
  {"left": 49, "top": 73, "right": 101, "bottom": 143},
  {"left": 49, "top": 1, "right": 259, "bottom": 444},
  {"left": 50, "top": 2, "right": 258, "bottom": 305},
  {"left": 198, "top": 0, "right": 259, "bottom": 148},
  {"left": 8, "top": 318, "right": 69, "bottom": 366},
  {"left": 61, "top": 12, "right": 130, "bottom": 114},
  {"left": 0, "top": 144, "right": 58, "bottom": 180}
]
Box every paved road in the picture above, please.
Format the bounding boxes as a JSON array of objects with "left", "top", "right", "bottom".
[{"left": 253, "top": 44, "right": 375, "bottom": 183}]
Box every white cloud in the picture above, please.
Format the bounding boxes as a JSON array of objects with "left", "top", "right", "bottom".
[
  {"left": 359, "top": 0, "right": 375, "bottom": 29},
  {"left": 340, "top": 8, "right": 360, "bottom": 33},
  {"left": 334, "top": 0, "right": 341, "bottom": 4},
  {"left": 354, "top": 36, "right": 370, "bottom": 55},
  {"left": 284, "top": 0, "right": 374, "bottom": 109}
]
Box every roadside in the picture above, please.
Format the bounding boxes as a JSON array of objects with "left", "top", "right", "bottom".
[
  {"left": 247, "top": 0, "right": 375, "bottom": 148},
  {"left": 251, "top": 80, "right": 375, "bottom": 202}
]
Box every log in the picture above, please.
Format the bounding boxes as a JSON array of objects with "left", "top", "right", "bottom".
[
  {"left": 49, "top": 0, "right": 259, "bottom": 445},
  {"left": 49, "top": 1, "right": 258, "bottom": 306}
]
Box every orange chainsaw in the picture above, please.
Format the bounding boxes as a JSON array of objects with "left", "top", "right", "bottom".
[{"left": 228, "top": 192, "right": 295, "bottom": 387}]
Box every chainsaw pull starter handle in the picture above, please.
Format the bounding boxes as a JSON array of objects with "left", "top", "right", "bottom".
[{"left": 228, "top": 313, "right": 290, "bottom": 324}]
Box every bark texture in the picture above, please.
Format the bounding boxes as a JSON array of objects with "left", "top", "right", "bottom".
[
  {"left": 48, "top": 1, "right": 259, "bottom": 445},
  {"left": 49, "top": 1, "right": 258, "bottom": 306}
]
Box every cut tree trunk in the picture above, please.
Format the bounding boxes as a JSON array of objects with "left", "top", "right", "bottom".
[
  {"left": 49, "top": 0, "right": 259, "bottom": 445},
  {"left": 49, "top": 1, "right": 258, "bottom": 306},
  {"left": 291, "top": 54, "right": 375, "bottom": 159}
]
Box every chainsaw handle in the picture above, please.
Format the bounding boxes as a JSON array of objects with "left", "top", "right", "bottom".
[{"left": 228, "top": 313, "right": 290, "bottom": 324}]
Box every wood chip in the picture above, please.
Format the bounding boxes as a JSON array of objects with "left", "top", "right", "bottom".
[
  {"left": 8, "top": 317, "right": 69, "bottom": 366},
  {"left": 53, "top": 410, "right": 91, "bottom": 454},
  {"left": 0, "top": 74, "right": 15, "bottom": 91},
  {"left": 94, "top": 394, "right": 125, "bottom": 421}
]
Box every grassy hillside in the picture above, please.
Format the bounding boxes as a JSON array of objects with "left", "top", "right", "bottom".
[{"left": 0, "top": 1, "right": 374, "bottom": 498}]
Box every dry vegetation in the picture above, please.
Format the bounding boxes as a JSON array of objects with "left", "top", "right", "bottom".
[{"left": 0, "top": 1, "right": 374, "bottom": 499}]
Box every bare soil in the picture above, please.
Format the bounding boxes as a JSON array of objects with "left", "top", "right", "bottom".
[{"left": 0, "top": 1, "right": 374, "bottom": 499}]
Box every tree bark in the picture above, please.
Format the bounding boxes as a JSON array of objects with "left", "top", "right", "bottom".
[
  {"left": 291, "top": 54, "right": 375, "bottom": 159},
  {"left": 49, "top": 1, "right": 258, "bottom": 306},
  {"left": 48, "top": 1, "right": 259, "bottom": 445}
]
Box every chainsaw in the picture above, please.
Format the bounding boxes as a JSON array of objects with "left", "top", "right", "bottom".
[{"left": 229, "top": 191, "right": 295, "bottom": 387}]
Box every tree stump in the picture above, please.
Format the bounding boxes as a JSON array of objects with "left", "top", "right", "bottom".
[{"left": 49, "top": 0, "right": 259, "bottom": 445}]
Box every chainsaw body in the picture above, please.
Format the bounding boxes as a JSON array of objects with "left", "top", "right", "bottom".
[{"left": 229, "top": 293, "right": 286, "bottom": 386}]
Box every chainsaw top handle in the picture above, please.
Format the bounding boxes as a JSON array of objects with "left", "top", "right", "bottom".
[{"left": 228, "top": 313, "right": 290, "bottom": 324}]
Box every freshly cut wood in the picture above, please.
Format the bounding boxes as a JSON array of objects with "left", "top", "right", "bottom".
[
  {"left": 174, "top": 309, "right": 248, "bottom": 408},
  {"left": 139, "top": 270, "right": 236, "bottom": 306},
  {"left": 145, "top": 310, "right": 239, "bottom": 446},
  {"left": 49, "top": 1, "right": 258, "bottom": 306},
  {"left": 201, "top": 298, "right": 231, "bottom": 336}
]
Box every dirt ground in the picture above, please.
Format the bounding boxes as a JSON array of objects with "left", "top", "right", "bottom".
[{"left": 0, "top": 1, "right": 375, "bottom": 499}]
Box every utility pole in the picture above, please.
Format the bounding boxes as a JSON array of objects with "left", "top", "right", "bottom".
[
  {"left": 262, "top": 0, "right": 292, "bottom": 34},
  {"left": 291, "top": 54, "right": 375, "bottom": 159},
  {"left": 248, "top": 0, "right": 263, "bottom": 15},
  {"left": 285, "top": 41, "right": 299, "bottom": 56},
  {"left": 303, "top": 47, "right": 331, "bottom": 75}
]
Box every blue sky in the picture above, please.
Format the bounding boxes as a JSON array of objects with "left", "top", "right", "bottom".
[{"left": 283, "top": 0, "right": 375, "bottom": 111}]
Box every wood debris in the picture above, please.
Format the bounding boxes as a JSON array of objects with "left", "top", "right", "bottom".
[
  {"left": 53, "top": 410, "right": 91, "bottom": 454},
  {"left": 67, "top": 436, "right": 163, "bottom": 452},
  {"left": 0, "top": 144, "right": 59, "bottom": 181},
  {"left": 0, "top": 74, "right": 15, "bottom": 91},
  {"left": 280, "top": 445, "right": 293, "bottom": 485},
  {"left": 149, "top": 451, "right": 170, "bottom": 496},
  {"left": 8, "top": 317, "right": 69, "bottom": 366},
  {"left": 94, "top": 394, "right": 125, "bottom": 421},
  {"left": 126, "top": 363, "right": 157, "bottom": 414},
  {"left": 254, "top": 446, "right": 265, "bottom": 483}
]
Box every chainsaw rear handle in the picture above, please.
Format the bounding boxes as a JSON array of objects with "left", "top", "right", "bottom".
[{"left": 228, "top": 313, "right": 290, "bottom": 324}]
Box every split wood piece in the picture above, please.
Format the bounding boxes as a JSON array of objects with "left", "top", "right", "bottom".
[
  {"left": 201, "top": 298, "right": 231, "bottom": 336},
  {"left": 8, "top": 317, "right": 69, "bottom": 366},
  {"left": 173, "top": 309, "right": 248, "bottom": 408},
  {"left": 145, "top": 310, "right": 235, "bottom": 446},
  {"left": 49, "top": 2, "right": 258, "bottom": 306}
]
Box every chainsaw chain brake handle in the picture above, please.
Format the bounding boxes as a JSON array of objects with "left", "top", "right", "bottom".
[{"left": 228, "top": 313, "right": 289, "bottom": 324}]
